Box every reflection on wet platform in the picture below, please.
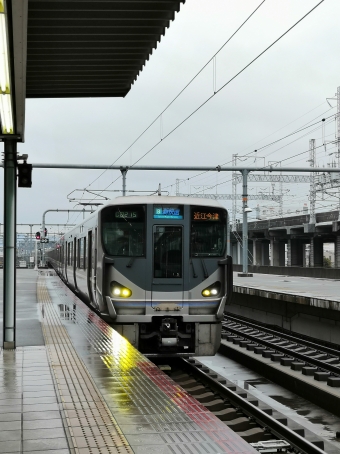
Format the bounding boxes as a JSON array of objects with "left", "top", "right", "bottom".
[{"left": 41, "top": 274, "right": 258, "bottom": 454}]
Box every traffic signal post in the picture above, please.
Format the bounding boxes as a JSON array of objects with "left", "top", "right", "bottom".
[{"left": 34, "top": 237, "right": 38, "bottom": 270}]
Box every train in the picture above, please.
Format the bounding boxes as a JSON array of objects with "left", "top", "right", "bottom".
[{"left": 46, "top": 196, "right": 233, "bottom": 356}]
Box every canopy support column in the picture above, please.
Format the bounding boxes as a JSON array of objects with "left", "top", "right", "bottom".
[{"left": 3, "top": 139, "right": 17, "bottom": 349}]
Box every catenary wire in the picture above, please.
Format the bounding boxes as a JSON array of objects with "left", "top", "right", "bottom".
[
  {"left": 67, "top": 0, "right": 326, "bottom": 225},
  {"left": 84, "top": 0, "right": 325, "bottom": 202},
  {"left": 173, "top": 110, "right": 336, "bottom": 190},
  {"left": 80, "top": 0, "right": 267, "bottom": 192}
]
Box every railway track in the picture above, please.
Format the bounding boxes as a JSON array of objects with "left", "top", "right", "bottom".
[
  {"left": 156, "top": 357, "right": 327, "bottom": 454},
  {"left": 222, "top": 315, "right": 340, "bottom": 388}
]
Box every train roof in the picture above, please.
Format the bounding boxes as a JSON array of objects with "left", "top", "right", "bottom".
[{"left": 102, "top": 195, "right": 227, "bottom": 209}]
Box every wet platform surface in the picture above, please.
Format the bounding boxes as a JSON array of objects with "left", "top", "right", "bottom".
[
  {"left": 233, "top": 272, "right": 340, "bottom": 306},
  {"left": 0, "top": 346, "right": 69, "bottom": 454},
  {"left": 0, "top": 269, "right": 44, "bottom": 345},
  {"left": 0, "top": 270, "right": 258, "bottom": 453}
]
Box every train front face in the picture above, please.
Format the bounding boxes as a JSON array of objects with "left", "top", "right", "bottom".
[{"left": 100, "top": 198, "right": 229, "bottom": 356}]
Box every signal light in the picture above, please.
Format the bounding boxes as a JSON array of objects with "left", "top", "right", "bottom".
[
  {"left": 17, "top": 163, "right": 32, "bottom": 188},
  {"left": 44, "top": 228, "right": 47, "bottom": 237},
  {"left": 35, "top": 232, "right": 41, "bottom": 240}
]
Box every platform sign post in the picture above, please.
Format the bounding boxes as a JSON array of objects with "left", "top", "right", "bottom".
[{"left": 3, "top": 140, "right": 17, "bottom": 349}]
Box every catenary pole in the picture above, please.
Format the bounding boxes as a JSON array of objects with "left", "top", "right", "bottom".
[{"left": 41, "top": 209, "right": 92, "bottom": 267}]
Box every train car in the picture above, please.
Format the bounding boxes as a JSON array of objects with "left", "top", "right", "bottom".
[{"left": 47, "top": 196, "right": 233, "bottom": 356}]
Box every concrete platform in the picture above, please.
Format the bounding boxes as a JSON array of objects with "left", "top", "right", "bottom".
[
  {"left": 0, "top": 270, "right": 257, "bottom": 454},
  {"left": 0, "top": 269, "right": 44, "bottom": 345},
  {"left": 233, "top": 272, "right": 340, "bottom": 308},
  {"left": 229, "top": 272, "right": 340, "bottom": 344}
]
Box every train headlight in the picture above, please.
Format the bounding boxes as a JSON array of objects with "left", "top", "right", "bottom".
[
  {"left": 201, "top": 282, "right": 221, "bottom": 297},
  {"left": 110, "top": 281, "right": 132, "bottom": 298}
]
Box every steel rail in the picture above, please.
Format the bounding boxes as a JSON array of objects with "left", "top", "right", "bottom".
[
  {"left": 222, "top": 323, "right": 340, "bottom": 375},
  {"left": 180, "top": 358, "right": 326, "bottom": 454},
  {"left": 226, "top": 314, "right": 340, "bottom": 357}
]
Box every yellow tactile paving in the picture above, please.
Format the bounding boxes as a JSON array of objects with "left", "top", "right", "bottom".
[{"left": 37, "top": 276, "right": 134, "bottom": 454}]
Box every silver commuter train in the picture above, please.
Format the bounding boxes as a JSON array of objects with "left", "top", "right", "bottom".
[{"left": 47, "top": 196, "right": 233, "bottom": 356}]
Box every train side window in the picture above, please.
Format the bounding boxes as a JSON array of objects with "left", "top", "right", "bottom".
[
  {"left": 67, "top": 242, "right": 70, "bottom": 265},
  {"left": 78, "top": 238, "right": 83, "bottom": 269},
  {"left": 70, "top": 242, "right": 73, "bottom": 266}
]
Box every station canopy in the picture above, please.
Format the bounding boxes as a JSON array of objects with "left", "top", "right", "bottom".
[{"left": 9, "top": 0, "right": 185, "bottom": 139}]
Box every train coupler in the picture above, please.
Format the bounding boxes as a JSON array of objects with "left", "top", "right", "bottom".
[{"left": 160, "top": 318, "right": 178, "bottom": 347}]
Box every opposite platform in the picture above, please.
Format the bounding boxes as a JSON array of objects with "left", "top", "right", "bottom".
[{"left": 233, "top": 272, "right": 340, "bottom": 308}]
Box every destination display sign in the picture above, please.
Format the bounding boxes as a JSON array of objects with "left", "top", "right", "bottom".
[
  {"left": 192, "top": 211, "right": 220, "bottom": 221},
  {"left": 153, "top": 205, "right": 183, "bottom": 220}
]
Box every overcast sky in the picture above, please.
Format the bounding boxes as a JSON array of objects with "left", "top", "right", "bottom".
[{"left": 1, "top": 0, "right": 340, "bottom": 236}]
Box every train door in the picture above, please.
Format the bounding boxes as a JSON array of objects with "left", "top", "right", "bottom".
[
  {"left": 87, "top": 229, "right": 98, "bottom": 307},
  {"left": 73, "top": 237, "right": 78, "bottom": 290},
  {"left": 93, "top": 228, "right": 98, "bottom": 305},
  {"left": 87, "top": 230, "right": 95, "bottom": 305},
  {"left": 65, "top": 242, "right": 69, "bottom": 282},
  {"left": 151, "top": 225, "right": 184, "bottom": 307}
]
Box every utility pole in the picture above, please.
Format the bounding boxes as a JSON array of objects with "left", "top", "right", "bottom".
[
  {"left": 232, "top": 154, "right": 237, "bottom": 231},
  {"left": 120, "top": 167, "right": 128, "bottom": 196},
  {"left": 309, "top": 139, "right": 316, "bottom": 224},
  {"left": 239, "top": 170, "right": 252, "bottom": 277},
  {"left": 337, "top": 86, "right": 340, "bottom": 220}
]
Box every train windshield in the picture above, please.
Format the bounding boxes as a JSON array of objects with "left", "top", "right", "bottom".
[
  {"left": 190, "top": 206, "right": 227, "bottom": 257},
  {"left": 101, "top": 205, "right": 145, "bottom": 257}
]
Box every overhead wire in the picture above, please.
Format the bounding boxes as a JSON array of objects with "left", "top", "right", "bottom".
[
  {"left": 68, "top": 0, "right": 326, "bottom": 224},
  {"left": 129, "top": 0, "right": 325, "bottom": 169},
  {"left": 189, "top": 131, "right": 336, "bottom": 196},
  {"left": 66, "top": 1, "right": 267, "bottom": 226},
  {"left": 175, "top": 110, "right": 336, "bottom": 190},
  {"left": 82, "top": 0, "right": 325, "bottom": 208},
  {"left": 80, "top": 0, "right": 267, "bottom": 192}
]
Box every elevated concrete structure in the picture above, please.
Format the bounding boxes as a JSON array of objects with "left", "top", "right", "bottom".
[{"left": 231, "top": 210, "right": 340, "bottom": 272}]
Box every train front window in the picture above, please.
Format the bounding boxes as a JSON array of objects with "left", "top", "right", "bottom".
[
  {"left": 101, "top": 205, "right": 145, "bottom": 257},
  {"left": 154, "top": 226, "right": 182, "bottom": 278},
  {"left": 190, "top": 206, "right": 227, "bottom": 257}
]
